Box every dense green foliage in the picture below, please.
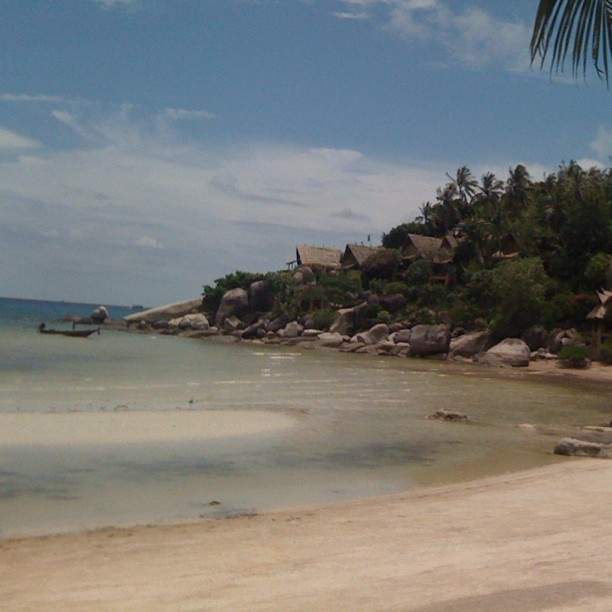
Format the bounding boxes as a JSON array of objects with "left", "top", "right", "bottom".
[{"left": 204, "top": 162, "right": 612, "bottom": 341}]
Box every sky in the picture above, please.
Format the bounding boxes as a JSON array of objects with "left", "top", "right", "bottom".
[{"left": 1, "top": 0, "right": 611, "bottom": 306}]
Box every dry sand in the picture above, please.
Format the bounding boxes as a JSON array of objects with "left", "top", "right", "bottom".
[{"left": 1, "top": 459, "right": 610, "bottom": 611}]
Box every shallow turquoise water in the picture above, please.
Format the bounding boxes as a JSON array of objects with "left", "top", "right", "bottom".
[{"left": 1, "top": 297, "right": 610, "bottom": 538}]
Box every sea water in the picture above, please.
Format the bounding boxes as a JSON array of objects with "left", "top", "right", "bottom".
[{"left": 1, "top": 297, "right": 610, "bottom": 538}]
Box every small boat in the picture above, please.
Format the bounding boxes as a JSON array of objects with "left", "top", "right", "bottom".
[{"left": 38, "top": 323, "right": 100, "bottom": 338}]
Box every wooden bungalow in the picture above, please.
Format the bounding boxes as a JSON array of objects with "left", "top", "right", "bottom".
[
  {"left": 400, "top": 233, "right": 459, "bottom": 286},
  {"left": 586, "top": 289, "right": 612, "bottom": 358},
  {"left": 341, "top": 244, "right": 384, "bottom": 270},
  {"left": 294, "top": 245, "right": 342, "bottom": 270}
]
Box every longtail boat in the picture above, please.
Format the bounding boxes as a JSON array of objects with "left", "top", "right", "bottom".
[{"left": 38, "top": 323, "right": 100, "bottom": 338}]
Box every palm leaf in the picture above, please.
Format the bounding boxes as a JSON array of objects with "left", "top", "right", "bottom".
[{"left": 531, "top": 0, "right": 612, "bottom": 83}]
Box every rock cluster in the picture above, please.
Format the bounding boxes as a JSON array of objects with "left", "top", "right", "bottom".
[{"left": 121, "top": 285, "right": 590, "bottom": 372}]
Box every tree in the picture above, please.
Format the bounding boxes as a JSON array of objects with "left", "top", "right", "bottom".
[{"left": 531, "top": 0, "right": 612, "bottom": 83}]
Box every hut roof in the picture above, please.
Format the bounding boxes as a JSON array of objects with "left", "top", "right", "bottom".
[
  {"left": 296, "top": 245, "right": 342, "bottom": 269},
  {"left": 586, "top": 289, "right": 612, "bottom": 320},
  {"left": 341, "top": 244, "right": 384, "bottom": 268},
  {"left": 401, "top": 234, "right": 443, "bottom": 261}
]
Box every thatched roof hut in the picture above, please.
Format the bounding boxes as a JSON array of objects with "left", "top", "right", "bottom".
[
  {"left": 341, "top": 244, "right": 384, "bottom": 270},
  {"left": 401, "top": 234, "right": 443, "bottom": 262},
  {"left": 296, "top": 245, "right": 342, "bottom": 269}
]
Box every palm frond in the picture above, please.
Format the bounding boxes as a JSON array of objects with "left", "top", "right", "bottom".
[{"left": 530, "top": 0, "right": 612, "bottom": 83}]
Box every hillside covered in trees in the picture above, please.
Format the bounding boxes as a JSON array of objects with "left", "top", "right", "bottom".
[{"left": 203, "top": 161, "right": 612, "bottom": 348}]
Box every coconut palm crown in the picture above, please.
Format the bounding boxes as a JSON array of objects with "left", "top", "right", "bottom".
[{"left": 531, "top": 0, "right": 612, "bottom": 83}]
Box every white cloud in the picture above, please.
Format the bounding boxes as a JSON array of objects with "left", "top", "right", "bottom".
[
  {"left": 161, "top": 108, "right": 217, "bottom": 121},
  {"left": 0, "top": 127, "right": 40, "bottom": 149},
  {"left": 590, "top": 127, "right": 612, "bottom": 159},
  {"left": 135, "top": 236, "right": 165, "bottom": 249},
  {"left": 0, "top": 105, "right": 449, "bottom": 303},
  {"left": 336, "top": 0, "right": 531, "bottom": 71},
  {"left": 94, "top": 0, "right": 140, "bottom": 9},
  {"left": 0, "top": 93, "right": 67, "bottom": 103}
]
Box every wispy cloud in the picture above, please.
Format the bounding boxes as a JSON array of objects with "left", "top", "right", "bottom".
[
  {"left": 0, "top": 127, "right": 40, "bottom": 149},
  {"left": 335, "top": 0, "right": 532, "bottom": 71},
  {"left": 0, "top": 93, "right": 67, "bottom": 104},
  {"left": 590, "top": 126, "right": 612, "bottom": 160},
  {"left": 94, "top": 0, "right": 141, "bottom": 9},
  {"left": 0, "top": 103, "right": 447, "bottom": 302},
  {"left": 160, "top": 108, "right": 217, "bottom": 121}
]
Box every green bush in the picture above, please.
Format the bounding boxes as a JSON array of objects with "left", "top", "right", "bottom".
[
  {"left": 403, "top": 260, "right": 431, "bottom": 286},
  {"left": 558, "top": 345, "right": 591, "bottom": 369},
  {"left": 311, "top": 308, "right": 337, "bottom": 331}
]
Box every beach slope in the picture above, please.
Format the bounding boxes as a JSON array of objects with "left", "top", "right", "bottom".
[{"left": 1, "top": 459, "right": 611, "bottom": 611}]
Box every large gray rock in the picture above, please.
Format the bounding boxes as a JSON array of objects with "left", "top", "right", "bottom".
[
  {"left": 169, "top": 313, "right": 210, "bottom": 330},
  {"left": 522, "top": 325, "right": 550, "bottom": 351},
  {"left": 479, "top": 338, "right": 531, "bottom": 367},
  {"left": 548, "top": 328, "right": 581, "bottom": 354},
  {"left": 124, "top": 298, "right": 203, "bottom": 323},
  {"left": 293, "top": 266, "right": 315, "bottom": 285},
  {"left": 249, "top": 280, "right": 274, "bottom": 313},
  {"left": 554, "top": 438, "right": 611, "bottom": 458},
  {"left": 392, "top": 329, "right": 412, "bottom": 344},
  {"left": 279, "top": 321, "right": 303, "bottom": 338},
  {"left": 91, "top": 305, "right": 109, "bottom": 324},
  {"left": 355, "top": 323, "right": 389, "bottom": 345},
  {"left": 449, "top": 330, "right": 493, "bottom": 359},
  {"left": 330, "top": 308, "right": 356, "bottom": 336},
  {"left": 215, "top": 288, "right": 249, "bottom": 327},
  {"left": 317, "top": 332, "right": 345, "bottom": 348},
  {"left": 409, "top": 324, "right": 451, "bottom": 356}
]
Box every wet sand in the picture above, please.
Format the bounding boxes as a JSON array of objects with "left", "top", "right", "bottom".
[
  {"left": 0, "top": 410, "right": 296, "bottom": 446},
  {"left": 1, "top": 459, "right": 610, "bottom": 611}
]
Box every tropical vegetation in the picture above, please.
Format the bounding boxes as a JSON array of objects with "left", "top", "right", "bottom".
[{"left": 203, "top": 161, "right": 612, "bottom": 342}]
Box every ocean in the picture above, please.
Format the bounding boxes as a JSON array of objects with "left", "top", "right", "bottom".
[{"left": 0, "top": 296, "right": 609, "bottom": 538}]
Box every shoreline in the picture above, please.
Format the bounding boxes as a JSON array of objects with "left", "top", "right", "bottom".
[{"left": 2, "top": 459, "right": 611, "bottom": 610}]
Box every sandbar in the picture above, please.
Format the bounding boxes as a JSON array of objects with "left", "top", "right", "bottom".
[
  {"left": 0, "top": 409, "right": 296, "bottom": 446},
  {"left": 1, "top": 459, "right": 610, "bottom": 610}
]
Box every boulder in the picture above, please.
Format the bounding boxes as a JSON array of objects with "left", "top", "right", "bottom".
[
  {"left": 330, "top": 307, "right": 356, "bottom": 336},
  {"left": 355, "top": 323, "right": 389, "bottom": 345},
  {"left": 427, "top": 409, "right": 468, "bottom": 421},
  {"left": 279, "top": 321, "right": 302, "bottom": 338},
  {"left": 91, "top": 305, "right": 109, "bottom": 324},
  {"left": 553, "top": 438, "right": 611, "bottom": 458},
  {"left": 393, "top": 329, "right": 412, "bottom": 344},
  {"left": 248, "top": 280, "right": 274, "bottom": 313},
  {"left": 124, "top": 298, "right": 203, "bottom": 323},
  {"left": 548, "top": 328, "right": 581, "bottom": 354},
  {"left": 293, "top": 266, "right": 315, "bottom": 285},
  {"left": 522, "top": 325, "right": 550, "bottom": 351},
  {"left": 241, "top": 319, "right": 265, "bottom": 339},
  {"left": 449, "top": 330, "right": 493, "bottom": 359},
  {"left": 267, "top": 315, "right": 290, "bottom": 333},
  {"left": 479, "top": 338, "right": 530, "bottom": 367},
  {"left": 215, "top": 288, "right": 249, "bottom": 327},
  {"left": 409, "top": 324, "right": 451, "bottom": 356},
  {"left": 170, "top": 313, "right": 210, "bottom": 331},
  {"left": 222, "top": 316, "right": 243, "bottom": 332},
  {"left": 317, "top": 332, "right": 345, "bottom": 348},
  {"left": 378, "top": 294, "right": 406, "bottom": 313}
]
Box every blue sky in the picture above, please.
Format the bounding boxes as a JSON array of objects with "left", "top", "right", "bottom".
[{"left": 1, "top": 0, "right": 611, "bottom": 306}]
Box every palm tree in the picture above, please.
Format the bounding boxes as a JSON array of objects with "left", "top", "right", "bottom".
[{"left": 531, "top": 0, "right": 612, "bottom": 83}]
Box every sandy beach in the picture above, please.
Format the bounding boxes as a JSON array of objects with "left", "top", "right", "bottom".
[
  {"left": 1, "top": 459, "right": 610, "bottom": 611},
  {"left": 2, "top": 359, "right": 610, "bottom": 610}
]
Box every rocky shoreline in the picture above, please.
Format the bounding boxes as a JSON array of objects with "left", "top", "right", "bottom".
[{"left": 81, "top": 292, "right": 612, "bottom": 459}]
